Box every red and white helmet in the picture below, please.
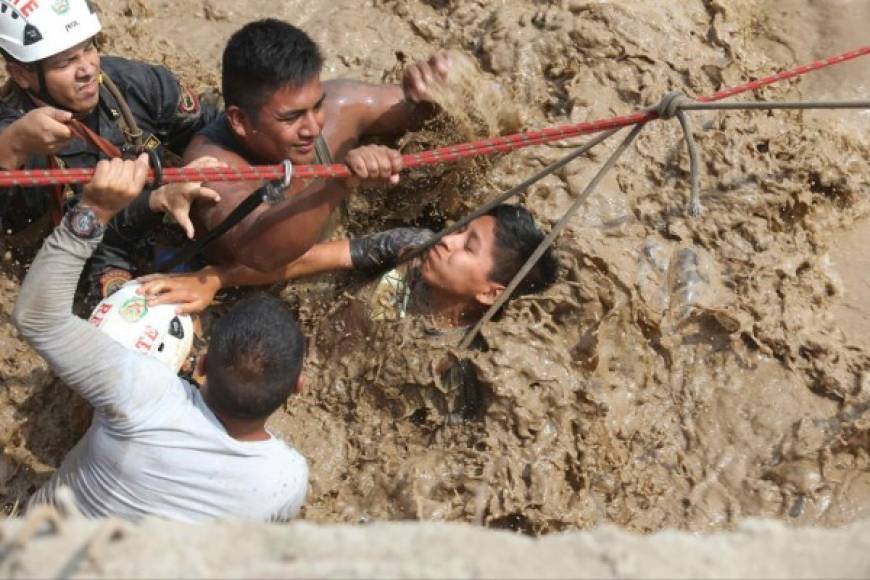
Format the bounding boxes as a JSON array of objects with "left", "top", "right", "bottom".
[
  {"left": 0, "top": 0, "right": 101, "bottom": 63},
  {"left": 88, "top": 282, "right": 194, "bottom": 374}
]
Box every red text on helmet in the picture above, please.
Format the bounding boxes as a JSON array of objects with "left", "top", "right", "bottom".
[{"left": 135, "top": 325, "right": 159, "bottom": 353}]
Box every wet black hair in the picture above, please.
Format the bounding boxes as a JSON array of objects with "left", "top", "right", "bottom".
[
  {"left": 485, "top": 204, "right": 559, "bottom": 298},
  {"left": 222, "top": 18, "right": 323, "bottom": 119},
  {"left": 205, "top": 293, "right": 305, "bottom": 421}
]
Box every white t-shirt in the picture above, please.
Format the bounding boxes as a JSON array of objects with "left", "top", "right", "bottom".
[
  {"left": 30, "top": 378, "right": 307, "bottom": 523},
  {"left": 15, "top": 226, "right": 308, "bottom": 523}
]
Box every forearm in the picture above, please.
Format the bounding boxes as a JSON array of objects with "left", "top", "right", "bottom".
[
  {"left": 348, "top": 227, "right": 434, "bottom": 272},
  {"left": 325, "top": 80, "right": 431, "bottom": 138},
  {"left": 13, "top": 223, "right": 96, "bottom": 336},
  {"left": 236, "top": 179, "right": 350, "bottom": 271},
  {"left": 282, "top": 240, "right": 353, "bottom": 279},
  {"left": 355, "top": 83, "right": 418, "bottom": 137},
  {"left": 212, "top": 263, "right": 283, "bottom": 289},
  {"left": 12, "top": 224, "right": 142, "bottom": 408},
  {"left": 216, "top": 240, "right": 353, "bottom": 289}
]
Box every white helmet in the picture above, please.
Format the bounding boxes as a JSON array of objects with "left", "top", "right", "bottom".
[
  {"left": 88, "top": 282, "right": 194, "bottom": 374},
  {"left": 0, "top": 0, "right": 101, "bottom": 63}
]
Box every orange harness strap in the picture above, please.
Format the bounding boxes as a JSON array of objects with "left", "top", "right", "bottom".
[{"left": 47, "top": 118, "right": 125, "bottom": 224}]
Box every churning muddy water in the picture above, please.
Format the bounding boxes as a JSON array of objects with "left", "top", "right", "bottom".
[{"left": 1, "top": 0, "right": 868, "bottom": 535}]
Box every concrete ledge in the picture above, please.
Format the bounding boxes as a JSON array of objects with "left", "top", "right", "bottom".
[{"left": 1, "top": 512, "right": 868, "bottom": 578}]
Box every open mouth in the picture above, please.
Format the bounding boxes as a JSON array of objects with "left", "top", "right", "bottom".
[{"left": 78, "top": 81, "right": 99, "bottom": 98}]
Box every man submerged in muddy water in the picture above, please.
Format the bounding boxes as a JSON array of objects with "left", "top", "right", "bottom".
[
  {"left": 140, "top": 203, "right": 558, "bottom": 424},
  {"left": 13, "top": 155, "right": 309, "bottom": 522},
  {"left": 0, "top": 0, "right": 223, "bottom": 297},
  {"left": 140, "top": 204, "right": 559, "bottom": 332},
  {"left": 89, "top": 18, "right": 453, "bottom": 279}
]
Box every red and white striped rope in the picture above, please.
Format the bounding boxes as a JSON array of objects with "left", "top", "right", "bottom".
[{"left": 1, "top": 45, "right": 867, "bottom": 188}]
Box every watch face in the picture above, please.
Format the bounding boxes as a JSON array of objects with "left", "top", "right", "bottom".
[
  {"left": 73, "top": 211, "right": 94, "bottom": 234},
  {"left": 66, "top": 205, "right": 101, "bottom": 238}
]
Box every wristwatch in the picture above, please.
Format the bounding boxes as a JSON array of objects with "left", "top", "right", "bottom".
[{"left": 64, "top": 203, "right": 105, "bottom": 239}]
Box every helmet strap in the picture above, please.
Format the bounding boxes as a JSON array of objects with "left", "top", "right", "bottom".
[{"left": 32, "top": 61, "right": 64, "bottom": 110}]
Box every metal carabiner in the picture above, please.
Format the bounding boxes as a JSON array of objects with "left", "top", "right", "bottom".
[
  {"left": 147, "top": 148, "right": 163, "bottom": 191},
  {"left": 262, "top": 159, "right": 293, "bottom": 204},
  {"left": 281, "top": 159, "right": 293, "bottom": 189}
]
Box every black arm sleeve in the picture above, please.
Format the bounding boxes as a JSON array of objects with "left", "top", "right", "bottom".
[{"left": 349, "top": 227, "right": 434, "bottom": 273}]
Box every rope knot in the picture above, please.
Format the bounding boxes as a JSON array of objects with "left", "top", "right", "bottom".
[{"left": 656, "top": 91, "right": 691, "bottom": 120}]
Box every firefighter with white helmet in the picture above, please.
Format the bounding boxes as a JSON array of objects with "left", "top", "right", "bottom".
[{"left": 0, "top": 0, "right": 221, "bottom": 301}]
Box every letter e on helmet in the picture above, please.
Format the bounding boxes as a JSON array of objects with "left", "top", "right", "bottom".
[{"left": 0, "top": 0, "right": 101, "bottom": 62}]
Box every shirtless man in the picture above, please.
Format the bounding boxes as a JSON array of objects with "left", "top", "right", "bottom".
[{"left": 176, "top": 18, "right": 450, "bottom": 272}]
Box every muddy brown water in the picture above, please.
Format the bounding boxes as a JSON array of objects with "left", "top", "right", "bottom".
[{"left": 1, "top": 0, "right": 868, "bottom": 534}]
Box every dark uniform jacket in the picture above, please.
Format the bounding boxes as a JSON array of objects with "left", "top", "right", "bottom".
[{"left": 0, "top": 55, "right": 218, "bottom": 275}]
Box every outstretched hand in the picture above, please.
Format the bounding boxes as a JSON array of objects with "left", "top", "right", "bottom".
[
  {"left": 137, "top": 268, "right": 222, "bottom": 315},
  {"left": 402, "top": 51, "right": 451, "bottom": 104},
  {"left": 344, "top": 144, "right": 403, "bottom": 188},
  {"left": 81, "top": 154, "right": 150, "bottom": 223},
  {"left": 149, "top": 156, "right": 224, "bottom": 239}
]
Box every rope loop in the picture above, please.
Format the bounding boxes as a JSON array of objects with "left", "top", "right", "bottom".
[
  {"left": 651, "top": 91, "right": 703, "bottom": 216},
  {"left": 656, "top": 91, "right": 692, "bottom": 120}
]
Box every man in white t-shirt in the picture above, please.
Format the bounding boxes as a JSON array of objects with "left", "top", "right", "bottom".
[{"left": 12, "top": 155, "right": 308, "bottom": 523}]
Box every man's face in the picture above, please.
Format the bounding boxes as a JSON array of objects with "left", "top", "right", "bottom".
[
  {"left": 17, "top": 39, "right": 101, "bottom": 113},
  {"left": 420, "top": 215, "right": 502, "bottom": 303},
  {"left": 243, "top": 77, "right": 326, "bottom": 164}
]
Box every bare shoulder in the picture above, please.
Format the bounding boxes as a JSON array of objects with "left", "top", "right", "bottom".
[{"left": 183, "top": 134, "right": 242, "bottom": 166}]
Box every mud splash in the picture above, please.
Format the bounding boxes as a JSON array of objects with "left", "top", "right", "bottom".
[{"left": 1, "top": 0, "right": 869, "bottom": 534}]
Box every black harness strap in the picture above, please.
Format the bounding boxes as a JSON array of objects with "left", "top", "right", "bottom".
[
  {"left": 157, "top": 185, "right": 268, "bottom": 273},
  {"left": 156, "top": 160, "right": 291, "bottom": 273}
]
